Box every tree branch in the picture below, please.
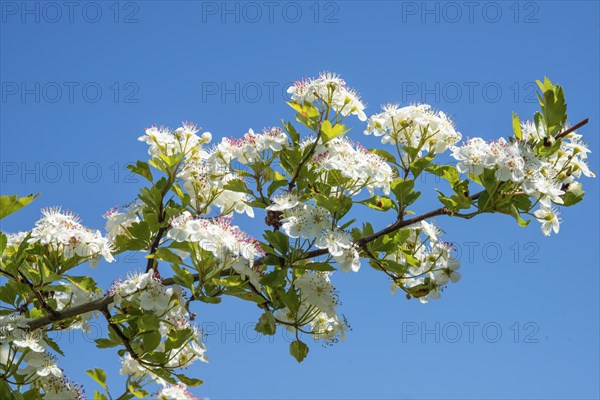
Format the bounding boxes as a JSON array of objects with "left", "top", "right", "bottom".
[
  {"left": 555, "top": 118, "right": 589, "bottom": 140},
  {"left": 19, "top": 272, "right": 59, "bottom": 319},
  {"left": 23, "top": 120, "right": 590, "bottom": 332},
  {"left": 145, "top": 227, "right": 166, "bottom": 272}
]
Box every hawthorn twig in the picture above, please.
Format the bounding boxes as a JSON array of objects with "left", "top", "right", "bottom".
[{"left": 23, "top": 120, "right": 590, "bottom": 332}]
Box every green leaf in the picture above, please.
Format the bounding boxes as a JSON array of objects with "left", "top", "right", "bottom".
[
  {"left": 128, "top": 161, "right": 153, "bottom": 182},
  {"left": 286, "top": 101, "right": 319, "bottom": 119},
  {"left": 260, "top": 269, "right": 287, "bottom": 287},
  {"left": 358, "top": 195, "right": 396, "bottom": 212},
  {"left": 512, "top": 194, "right": 532, "bottom": 211},
  {"left": 86, "top": 368, "right": 108, "bottom": 391},
  {"left": 283, "top": 120, "right": 300, "bottom": 146},
  {"left": 151, "top": 248, "right": 182, "bottom": 264},
  {"left": 255, "top": 311, "right": 277, "bottom": 335},
  {"left": 410, "top": 155, "right": 435, "bottom": 177},
  {"left": 321, "top": 120, "right": 349, "bottom": 143},
  {"left": 264, "top": 230, "right": 289, "bottom": 255},
  {"left": 44, "top": 335, "right": 64, "bottom": 356},
  {"left": 141, "top": 331, "right": 161, "bottom": 352},
  {"left": 175, "top": 374, "right": 204, "bottom": 387},
  {"left": 0, "top": 232, "right": 7, "bottom": 256},
  {"left": 509, "top": 204, "right": 531, "bottom": 227},
  {"left": 290, "top": 340, "right": 309, "bottom": 362},
  {"left": 128, "top": 385, "right": 149, "bottom": 398},
  {"left": 228, "top": 291, "right": 267, "bottom": 304},
  {"left": 426, "top": 164, "right": 459, "bottom": 185},
  {"left": 223, "top": 179, "right": 252, "bottom": 194},
  {"left": 109, "top": 313, "right": 134, "bottom": 324},
  {"left": 536, "top": 77, "right": 567, "bottom": 136},
  {"left": 512, "top": 112, "right": 522, "bottom": 140},
  {"left": 212, "top": 276, "right": 244, "bottom": 287},
  {"left": 390, "top": 179, "right": 420, "bottom": 207},
  {"left": 368, "top": 148, "right": 397, "bottom": 164},
  {"left": 197, "top": 295, "right": 222, "bottom": 304},
  {"left": 293, "top": 262, "right": 336, "bottom": 272},
  {"left": 0, "top": 194, "right": 39, "bottom": 220},
  {"left": 138, "top": 314, "right": 160, "bottom": 332},
  {"left": 380, "top": 259, "right": 408, "bottom": 275},
  {"left": 315, "top": 194, "right": 352, "bottom": 218},
  {"left": 94, "top": 391, "right": 109, "bottom": 400},
  {"left": 95, "top": 338, "right": 118, "bottom": 349},
  {"left": 66, "top": 276, "right": 98, "bottom": 292},
  {"left": 267, "top": 179, "right": 289, "bottom": 198},
  {"left": 562, "top": 186, "right": 585, "bottom": 206},
  {"left": 165, "top": 328, "right": 192, "bottom": 352},
  {"left": 170, "top": 263, "right": 195, "bottom": 291}
]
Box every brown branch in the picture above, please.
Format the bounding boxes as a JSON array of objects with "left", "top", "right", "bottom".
[
  {"left": 19, "top": 272, "right": 59, "bottom": 319},
  {"left": 145, "top": 227, "right": 166, "bottom": 272},
  {"left": 27, "top": 295, "right": 114, "bottom": 331},
  {"left": 555, "top": 118, "right": 589, "bottom": 140}
]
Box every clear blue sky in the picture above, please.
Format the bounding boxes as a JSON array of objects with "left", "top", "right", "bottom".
[{"left": 1, "top": 1, "right": 599, "bottom": 399}]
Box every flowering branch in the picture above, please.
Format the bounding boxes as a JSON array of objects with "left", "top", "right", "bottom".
[{"left": 1, "top": 74, "right": 594, "bottom": 398}]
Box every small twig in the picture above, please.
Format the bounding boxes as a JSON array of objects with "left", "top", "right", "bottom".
[
  {"left": 146, "top": 227, "right": 167, "bottom": 272},
  {"left": 555, "top": 118, "right": 589, "bottom": 140},
  {"left": 101, "top": 307, "right": 142, "bottom": 362},
  {"left": 19, "top": 272, "right": 59, "bottom": 318},
  {"left": 289, "top": 134, "right": 322, "bottom": 190}
]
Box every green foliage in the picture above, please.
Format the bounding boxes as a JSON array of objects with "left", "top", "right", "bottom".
[
  {"left": 0, "top": 193, "right": 39, "bottom": 220},
  {"left": 358, "top": 195, "right": 396, "bottom": 212},
  {"left": 536, "top": 77, "right": 567, "bottom": 137},
  {"left": 321, "top": 120, "right": 349, "bottom": 143},
  {"left": 290, "top": 339, "right": 309, "bottom": 362},
  {"left": 0, "top": 75, "right": 592, "bottom": 398},
  {"left": 128, "top": 161, "right": 154, "bottom": 182},
  {"left": 255, "top": 311, "right": 277, "bottom": 335},
  {"left": 512, "top": 112, "right": 522, "bottom": 140}
]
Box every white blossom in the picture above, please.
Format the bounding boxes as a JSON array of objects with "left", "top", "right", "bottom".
[{"left": 288, "top": 72, "right": 367, "bottom": 121}]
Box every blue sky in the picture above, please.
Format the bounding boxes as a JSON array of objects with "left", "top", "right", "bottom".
[{"left": 1, "top": 1, "right": 599, "bottom": 398}]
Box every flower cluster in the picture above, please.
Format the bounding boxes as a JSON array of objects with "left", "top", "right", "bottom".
[
  {"left": 138, "top": 122, "right": 212, "bottom": 159},
  {"left": 112, "top": 270, "right": 208, "bottom": 386},
  {"left": 288, "top": 72, "right": 367, "bottom": 121},
  {"left": 28, "top": 207, "right": 115, "bottom": 266},
  {"left": 270, "top": 198, "right": 361, "bottom": 273},
  {"left": 277, "top": 271, "right": 348, "bottom": 343},
  {"left": 0, "top": 314, "right": 30, "bottom": 344},
  {"left": 167, "top": 212, "right": 264, "bottom": 286},
  {"left": 365, "top": 103, "right": 462, "bottom": 154},
  {"left": 388, "top": 221, "right": 461, "bottom": 303},
  {"left": 302, "top": 136, "right": 395, "bottom": 196},
  {"left": 0, "top": 316, "right": 84, "bottom": 399},
  {"left": 179, "top": 157, "right": 254, "bottom": 217},
  {"left": 211, "top": 127, "right": 289, "bottom": 165},
  {"left": 451, "top": 121, "right": 594, "bottom": 236},
  {"left": 103, "top": 200, "right": 144, "bottom": 241}
]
